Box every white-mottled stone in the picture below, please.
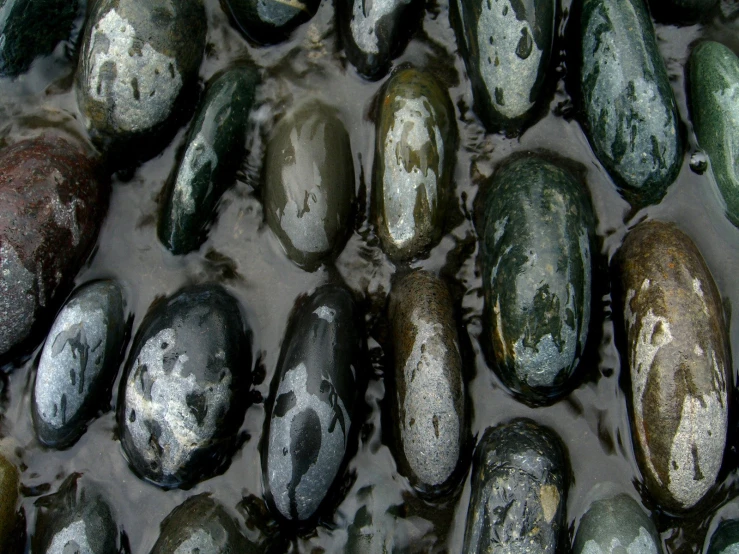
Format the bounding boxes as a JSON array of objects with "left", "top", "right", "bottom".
[
  {"left": 172, "top": 131, "right": 218, "bottom": 217},
  {"left": 350, "top": 0, "right": 407, "bottom": 54},
  {"left": 46, "top": 520, "right": 93, "bottom": 554},
  {"left": 173, "top": 529, "right": 218, "bottom": 554},
  {"left": 581, "top": 526, "right": 658, "bottom": 554}
]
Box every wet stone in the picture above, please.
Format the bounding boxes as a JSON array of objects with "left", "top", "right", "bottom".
[
  {"left": 265, "top": 102, "right": 355, "bottom": 270},
  {"left": 689, "top": 41, "right": 739, "bottom": 227},
  {"left": 463, "top": 418, "right": 567, "bottom": 553},
  {"left": 579, "top": 0, "right": 683, "bottom": 206},
  {"left": 707, "top": 519, "right": 739, "bottom": 554},
  {"left": 0, "top": 137, "right": 107, "bottom": 359},
  {"left": 451, "top": 0, "right": 554, "bottom": 132},
  {"left": 388, "top": 270, "right": 465, "bottom": 493},
  {"left": 614, "top": 221, "right": 729, "bottom": 512},
  {"left": 480, "top": 155, "right": 594, "bottom": 404},
  {"left": 374, "top": 66, "right": 456, "bottom": 260},
  {"left": 118, "top": 283, "right": 252, "bottom": 489},
  {"left": 33, "top": 280, "right": 126, "bottom": 449},
  {"left": 220, "top": 0, "right": 320, "bottom": 45},
  {"left": 159, "top": 65, "right": 261, "bottom": 255},
  {"left": 0, "top": 453, "right": 20, "bottom": 551},
  {"left": 264, "top": 285, "right": 362, "bottom": 522}
]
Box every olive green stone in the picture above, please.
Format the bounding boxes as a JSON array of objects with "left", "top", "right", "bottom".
[
  {"left": 580, "top": 0, "right": 683, "bottom": 206},
  {"left": 707, "top": 520, "right": 739, "bottom": 554},
  {"left": 374, "top": 67, "right": 456, "bottom": 260},
  {"left": 0, "top": 453, "right": 19, "bottom": 550},
  {"left": 615, "top": 221, "right": 729, "bottom": 512},
  {"left": 689, "top": 41, "right": 739, "bottom": 227}
]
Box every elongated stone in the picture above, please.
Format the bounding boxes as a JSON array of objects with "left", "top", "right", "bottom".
[
  {"left": 264, "top": 285, "right": 362, "bottom": 522},
  {"left": 33, "top": 280, "right": 126, "bottom": 449},
  {"left": 707, "top": 520, "right": 739, "bottom": 554},
  {"left": 219, "top": 0, "right": 320, "bottom": 45},
  {"left": 118, "top": 284, "right": 252, "bottom": 488},
  {"left": 0, "top": 454, "right": 19, "bottom": 551},
  {"left": 388, "top": 271, "right": 465, "bottom": 493},
  {"left": 265, "top": 102, "right": 355, "bottom": 270},
  {"left": 689, "top": 41, "right": 739, "bottom": 227},
  {"left": 159, "top": 66, "right": 260, "bottom": 255},
  {"left": 580, "top": 0, "right": 683, "bottom": 205},
  {"left": 615, "top": 221, "right": 729, "bottom": 511},
  {"left": 374, "top": 67, "right": 456, "bottom": 260},
  {"left": 463, "top": 418, "right": 567, "bottom": 553},
  {"left": 480, "top": 155, "right": 594, "bottom": 404}
]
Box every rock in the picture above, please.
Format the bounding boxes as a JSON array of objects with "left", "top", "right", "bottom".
[
  {"left": 451, "top": 0, "right": 554, "bottom": 133},
  {"left": 33, "top": 280, "right": 127, "bottom": 449},
  {"left": 573, "top": 493, "right": 663, "bottom": 554},
  {"left": 159, "top": 66, "right": 261, "bottom": 255},
  {"left": 219, "top": 0, "right": 320, "bottom": 45},
  {"left": 118, "top": 284, "right": 252, "bottom": 488},
  {"left": 649, "top": 0, "right": 718, "bottom": 23},
  {"left": 0, "top": 137, "right": 107, "bottom": 359},
  {"left": 33, "top": 474, "right": 119, "bottom": 554},
  {"left": 76, "top": 0, "right": 206, "bottom": 162},
  {"left": 264, "top": 101, "right": 355, "bottom": 270},
  {"left": 707, "top": 519, "right": 739, "bottom": 554},
  {"left": 479, "top": 155, "right": 594, "bottom": 404},
  {"left": 388, "top": 270, "right": 465, "bottom": 493},
  {"left": 0, "top": 453, "right": 20, "bottom": 551},
  {"left": 463, "top": 418, "right": 567, "bottom": 553},
  {"left": 264, "top": 284, "right": 362, "bottom": 522},
  {"left": 579, "top": 0, "right": 683, "bottom": 206},
  {"left": 614, "top": 221, "right": 729, "bottom": 512},
  {"left": 689, "top": 41, "right": 739, "bottom": 227},
  {"left": 374, "top": 67, "right": 456, "bottom": 260}
]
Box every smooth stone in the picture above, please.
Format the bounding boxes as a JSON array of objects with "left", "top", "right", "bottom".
[
  {"left": 388, "top": 270, "right": 465, "bottom": 493},
  {"left": 76, "top": 0, "right": 206, "bottom": 161},
  {"left": 649, "top": 0, "right": 719, "bottom": 23},
  {"left": 480, "top": 155, "right": 594, "bottom": 404},
  {"left": 580, "top": 0, "right": 683, "bottom": 206},
  {"left": 33, "top": 280, "right": 126, "bottom": 449},
  {"left": 264, "top": 285, "right": 362, "bottom": 522},
  {"left": 118, "top": 283, "right": 252, "bottom": 488},
  {"left": 0, "top": 137, "right": 107, "bottom": 358},
  {"left": 219, "top": 0, "right": 320, "bottom": 45},
  {"left": 264, "top": 102, "right": 355, "bottom": 270},
  {"left": 707, "top": 520, "right": 739, "bottom": 554},
  {"left": 463, "top": 418, "right": 567, "bottom": 553},
  {"left": 0, "top": 453, "right": 20, "bottom": 551},
  {"left": 451, "top": 0, "right": 554, "bottom": 132},
  {"left": 615, "top": 221, "right": 729, "bottom": 512},
  {"left": 374, "top": 66, "right": 456, "bottom": 260},
  {"left": 689, "top": 41, "right": 739, "bottom": 227},
  {"left": 573, "top": 493, "right": 663, "bottom": 554},
  {"left": 159, "top": 65, "right": 260, "bottom": 255}
]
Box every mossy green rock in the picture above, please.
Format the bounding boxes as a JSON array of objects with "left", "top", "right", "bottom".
[
  {"left": 374, "top": 67, "right": 456, "bottom": 260},
  {"left": 220, "top": 0, "right": 320, "bottom": 45},
  {"left": 0, "top": 453, "right": 19, "bottom": 550},
  {"left": 159, "top": 66, "right": 260, "bottom": 255},
  {"left": 480, "top": 155, "right": 594, "bottom": 404},
  {"left": 707, "top": 520, "right": 739, "bottom": 554},
  {"left": 689, "top": 41, "right": 739, "bottom": 227},
  {"left": 580, "top": 0, "right": 683, "bottom": 206}
]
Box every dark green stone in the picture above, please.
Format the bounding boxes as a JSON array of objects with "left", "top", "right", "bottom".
[
  {"left": 374, "top": 67, "right": 456, "bottom": 260},
  {"left": 480, "top": 155, "right": 594, "bottom": 404},
  {"left": 219, "top": 0, "right": 320, "bottom": 45},
  {"left": 580, "top": 0, "right": 683, "bottom": 206},
  {"left": 159, "top": 66, "right": 260, "bottom": 255},
  {"left": 707, "top": 520, "right": 739, "bottom": 554},
  {"left": 689, "top": 41, "right": 739, "bottom": 227},
  {"left": 450, "top": 0, "right": 554, "bottom": 132},
  {"left": 0, "top": 453, "right": 19, "bottom": 551}
]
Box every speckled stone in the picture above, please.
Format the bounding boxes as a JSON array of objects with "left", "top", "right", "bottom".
[
  {"left": 463, "top": 418, "right": 567, "bottom": 553},
  {"left": 33, "top": 280, "right": 126, "bottom": 449},
  {"left": 76, "top": 0, "right": 206, "bottom": 161},
  {"left": 265, "top": 102, "right": 355, "bottom": 270},
  {"left": 388, "top": 271, "right": 465, "bottom": 493},
  {"left": 118, "top": 284, "right": 252, "bottom": 488},
  {"left": 649, "top": 0, "right": 718, "bottom": 23},
  {"left": 159, "top": 66, "right": 260, "bottom": 255},
  {"left": 0, "top": 453, "right": 19, "bottom": 551},
  {"left": 264, "top": 285, "right": 362, "bottom": 522},
  {"left": 480, "top": 155, "right": 594, "bottom": 404},
  {"left": 580, "top": 0, "right": 683, "bottom": 206},
  {"left": 374, "top": 67, "right": 456, "bottom": 260},
  {"left": 573, "top": 493, "right": 663, "bottom": 554},
  {"left": 219, "top": 0, "right": 320, "bottom": 45},
  {"left": 707, "top": 519, "right": 739, "bottom": 554},
  {"left": 615, "top": 221, "right": 729, "bottom": 512},
  {"left": 451, "top": 0, "right": 554, "bottom": 132},
  {"left": 0, "top": 137, "right": 107, "bottom": 359},
  {"left": 689, "top": 41, "right": 739, "bottom": 227}
]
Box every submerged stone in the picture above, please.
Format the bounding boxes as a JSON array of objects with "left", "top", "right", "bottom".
[
  {"left": 219, "top": 0, "right": 320, "bottom": 45},
  {"left": 159, "top": 66, "right": 261, "bottom": 255},
  {"left": 374, "top": 67, "right": 456, "bottom": 260},
  {"left": 264, "top": 285, "right": 362, "bottom": 522},
  {"left": 480, "top": 155, "right": 594, "bottom": 404},
  {"left": 615, "top": 221, "right": 729, "bottom": 512},
  {"left": 707, "top": 520, "right": 739, "bottom": 554},
  {"left": 33, "top": 280, "right": 127, "bottom": 449},
  {"left": 0, "top": 453, "right": 19, "bottom": 551},
  {"left": 118, "top": 284, "right": 252, "bottom": 488},
  {"left": 580, "top": 0, "right": 683, "bottom": 206}
]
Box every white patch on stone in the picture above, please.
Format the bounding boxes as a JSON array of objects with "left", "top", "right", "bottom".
[
  {"left": 712, "top": 82, "right": 739, "bottom": 186},
  {"left": 0, "top": 243, "right": 36, "bottom": 355},
  {"left": 581, "top": 526, "right": 658, "bottom": 554},
  {"left": 692, "top": 277, "right": 705, "bottom": 301},
  {"left": 694, "top": 344, "right": 704, "bottom": 356},
  {"left": 50, "top": 169, "right": 82, "bottom": 247},
  {"left": 173, "top": 529, "right": 218, "bottom": 554},
  {"left": 350, "top": 0, "right": 407, "bottom": 54},
  {"left": 173, "top": 131, "right": 218, "bottom": 217},
  {"left": 492, "top": 215, "right": 508, "bottom": 245},
  {"left": 313, "top": 305, "right": 336, "bottom": 323},
  {"left": 46, "top": 520, "right": 93, "bottom": 554}
]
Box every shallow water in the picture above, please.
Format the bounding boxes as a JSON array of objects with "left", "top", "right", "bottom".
[{"left": 1, "top": 0, "right": 738, "bottom": 552}]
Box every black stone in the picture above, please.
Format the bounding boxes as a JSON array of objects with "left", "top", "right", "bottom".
[{"left": 219, "top": 0, "right": 320, "bottom": 45}]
